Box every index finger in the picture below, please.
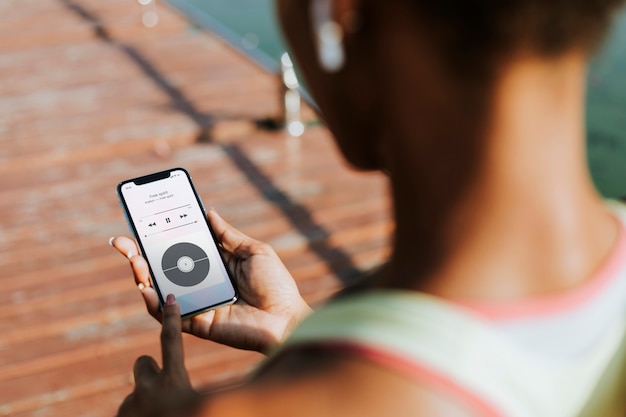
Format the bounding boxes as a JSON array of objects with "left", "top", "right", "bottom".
[{"left": 160, "top": 294, "right": 185, "bottom": 375}]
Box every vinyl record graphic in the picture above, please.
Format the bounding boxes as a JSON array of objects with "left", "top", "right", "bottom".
[{"left": 161, "top": 242, "right": 210, "bottom": 287}]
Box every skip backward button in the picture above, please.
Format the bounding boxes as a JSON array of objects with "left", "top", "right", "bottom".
[{"left": 148, "top": 222, "right": 157, "bottom": 227}]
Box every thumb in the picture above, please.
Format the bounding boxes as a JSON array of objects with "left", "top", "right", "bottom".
[{"left": 207, "top": 209, "right": 259, "bottom": 258}]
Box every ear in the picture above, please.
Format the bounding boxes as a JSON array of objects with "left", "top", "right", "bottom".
[{"left": 333, "top": 0, "right": 362, "bottom": 34}]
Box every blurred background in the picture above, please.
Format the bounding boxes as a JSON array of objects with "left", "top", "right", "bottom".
[
  {"left": 0, "top": 1, "right": 624, "bottom": 416},
  {"left": 0, "top": 1, "right": 392, "bottom": 415}
]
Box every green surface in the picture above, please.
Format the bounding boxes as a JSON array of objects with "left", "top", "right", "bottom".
[
  {"left": 167, "top": 1, "right": 626, "bottom": 198},
  {"left": 165, "top": 0, "right": 286, "bottom": 72},
  {"left": 587, "top": 9, "right": 626, "bottom": 198}
]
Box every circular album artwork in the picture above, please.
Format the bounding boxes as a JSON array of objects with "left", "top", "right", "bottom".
[{"left": 161, "top": 242, "right": 210, "bottom": 287}]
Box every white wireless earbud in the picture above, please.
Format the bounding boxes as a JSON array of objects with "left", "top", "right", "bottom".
[{"left": 310, "top": 0, "right": 345, "bottom": 73}]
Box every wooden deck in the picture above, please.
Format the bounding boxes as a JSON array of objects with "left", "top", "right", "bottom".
[{"left": 0, "top": 1, "right": 391, "bottom": 416}]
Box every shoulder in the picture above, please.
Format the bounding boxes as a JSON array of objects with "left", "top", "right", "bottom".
[{"left": 198, "top": 350, "right": 482, "bottom": 417}]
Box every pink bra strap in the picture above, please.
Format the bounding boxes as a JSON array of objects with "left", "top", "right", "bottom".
[{"left": 311, "top": 341, "right": 504, "bottom": 417}]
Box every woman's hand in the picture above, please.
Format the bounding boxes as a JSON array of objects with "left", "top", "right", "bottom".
[
  {"left": 111, "top": 208, "right": 312, "bottom": 354},
  {"left": 117, "top": 294, "right": 201, "bottom": 417}
]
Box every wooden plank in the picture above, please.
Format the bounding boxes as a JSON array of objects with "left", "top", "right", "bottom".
[{"left": 0, "top": 0, "right": 391, "bottom": 415}]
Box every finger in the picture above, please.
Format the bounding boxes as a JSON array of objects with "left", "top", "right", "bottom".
[
  {"left": 207, "top": 209, "right": 265, "bottom": 258},
  {"left": 117, "top": 393, "right": 135, "bottom": 417},
  {"left": 181, "top": 310, "right": 216, "bottom": 336},
  {"left": 133, "top": 355, "right": 160, "bottom": 387},
  {"left": 110, "top": 236, "right": 140, "bottom": 260},
  {"left": 129, "top": 255, "right": 153, "bottom": 289},
  {"left": 161, "top": 294, "right": 185, "bottom": 375},
  {"left": 139, "top": 284, "right": 162, "bottom": 321},
  {"left": 127, "top": 255, "right": 161, "bottom": 322}
]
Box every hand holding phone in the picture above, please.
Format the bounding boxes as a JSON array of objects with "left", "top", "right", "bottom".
[{"left": 114, "top": 170, "right": 312, "bottom": 353}]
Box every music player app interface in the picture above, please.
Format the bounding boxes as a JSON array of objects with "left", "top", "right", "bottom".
[{"left": 119, "top": 169, "right": 235, "bottom": 315}]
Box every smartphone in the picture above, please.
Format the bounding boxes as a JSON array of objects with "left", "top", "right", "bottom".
[{"left": 117, "top": 168, "right": 237, "bottom": 317}]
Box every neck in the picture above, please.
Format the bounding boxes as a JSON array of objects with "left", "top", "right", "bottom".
[{"left": 384, "top": 53, "right": 618, "bottom": 300}]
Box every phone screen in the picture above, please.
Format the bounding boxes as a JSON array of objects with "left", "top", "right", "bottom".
[{"left": 117, "top": 168, "right": 237, "bottom": 317}]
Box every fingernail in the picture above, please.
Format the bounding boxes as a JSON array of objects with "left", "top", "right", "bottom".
[
  {"left": 108, "top": 237, "right": 115, "bottom": 246},
  {"left": 127, "top": 251, "right": 134, "bottom": 260},
  {"left": 138, "top": 283, "right": 145, "bottom": 291},
  {"left": 166, "top": 294, "right": 176, "bottom": 305}
]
